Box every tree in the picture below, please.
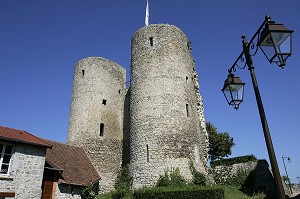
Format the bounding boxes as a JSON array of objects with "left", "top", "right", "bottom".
[{"left": 206, "top": 121, "right": 235, "bottom": 161}]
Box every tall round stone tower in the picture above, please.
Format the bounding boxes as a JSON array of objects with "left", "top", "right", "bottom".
[
  {"left": 130, "top": 24, "right": 208, "bottom": 188},
  {"left": 67, "top": 57, "right": 126, "bottom": 192}
]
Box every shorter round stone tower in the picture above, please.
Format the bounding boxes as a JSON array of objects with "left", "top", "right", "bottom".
[
  {"left": 129, "top": 24, "right": 208, "bottom": 188},
  {"left": 67, "top": 57, "right": 126, "bottom": 192}
]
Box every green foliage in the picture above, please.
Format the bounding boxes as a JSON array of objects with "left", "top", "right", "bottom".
[
  {"left": 210, "top": 155, "right": 257, "bottom": 168},
  {"left": 114, "top": 165, "right": 133, "bottom": 191},
  {"left": 281, "top": 175, "right": 290, "bottom": 184},
  {"left": 211, "top": 165, "right": 251, "bottom": 188},
  {"left": 189, "top": 161, "right": 207, "bottom": 186},
  {"left": 133, "top": 186, "right": 225, "bottom": 199},
  {"left": 111, "top": 165, "right": 133, "bottom": 199},
  {"left": 81, "top": 184, "right": 97, "bottom": 199},
  {"left": 111, "top": 188, "right": 128, "bottom": 199},
  {"left": 226, "top": 168, "right": 251, "bottom": 188},
  {"left": 156, "top": 168, "right": 186, "bottom": 188},
  {"left": 206, "top": 122, "right": 235, "bottom": 161}
]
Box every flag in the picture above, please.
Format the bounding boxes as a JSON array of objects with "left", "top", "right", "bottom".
[{"left": 145, "top": 0, "right": 149, "bottom": 26}]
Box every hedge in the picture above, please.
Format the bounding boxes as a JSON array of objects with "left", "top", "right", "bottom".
[
  {"left": 133, "top": 186, "right": 224, "bottom": 199},
  {"left": 210, "top": 155, "right": 257, "bottom": 168}
]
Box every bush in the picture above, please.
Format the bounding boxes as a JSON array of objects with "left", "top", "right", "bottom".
[
  {"left": 81, "top": 184, "right": 97, "bottom": 199},
  {"left": 114, "top": 165, "right": 133, "bottom": 191},
  {"left": 111, "top": 188, "right": 127, "bottom": 199},
  {"left": 156, "top": 168, "right": 186, "bottom": 188},
  {"left": 189, "top": 161, "right": 207, "bottom": 186},
  {"left": 133, "top": 186, "right": 224, "bottom": 199},
  {"left": 210, "top": 155, "right": 257, "bottom": 168}
]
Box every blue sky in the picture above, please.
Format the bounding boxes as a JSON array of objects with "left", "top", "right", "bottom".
[{"left": 0, "top": 1, "right": 299, "bottom": 183}]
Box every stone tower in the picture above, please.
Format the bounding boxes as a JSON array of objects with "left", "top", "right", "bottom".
[
  {"left": 67, "top": 57, "right": 126, "bottom": 192},
  {"left": 130, "top": 24, "right": 208, "bottom": 188}
]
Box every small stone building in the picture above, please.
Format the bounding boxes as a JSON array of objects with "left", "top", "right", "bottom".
[
  {"left": 43, "top": 139, "right": 100, "bottom": 199},
  {"left": 0, "top": 126, "right": 100, "bottom": 199},
  {"left": 0, "top": 126, "right": 51, "bottom": 198}
]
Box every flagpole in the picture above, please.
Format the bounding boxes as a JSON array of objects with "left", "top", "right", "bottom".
[{"left": 145, "top": 0, "right": 149, "bottom": 26}]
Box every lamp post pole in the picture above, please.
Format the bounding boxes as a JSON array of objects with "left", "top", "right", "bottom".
[
  {"left": 282, "top": 156, "right": 293, "bottom": 194},
  {"left": 242, "top": 36, "right": 286, "bottom": 199}
]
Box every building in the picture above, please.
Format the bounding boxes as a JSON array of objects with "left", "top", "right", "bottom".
[
  {"left": 43, "top": 139, "right": 100, "bottom": 198},
  {"left": 0, "top": 126, "right": 51, "bottom": 198},
  {"left": 67, "top": 24, "right": 209, "bottom": 192},
  {"left": 0, "top": 126, "right": 100, "bottom": 199}
]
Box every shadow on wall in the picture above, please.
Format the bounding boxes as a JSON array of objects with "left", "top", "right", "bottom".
[{"left": 240, "top": 160, "right": 277, "bottom": 199}]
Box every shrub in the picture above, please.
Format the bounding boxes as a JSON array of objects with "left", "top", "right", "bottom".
[
  {"left": 156, "top": 168, "right": 186, "bottom": 187},
  {"left": 189, "top": 161, "right": 207, "bottom": 186},
  {"left": 114, "top": 165, "right": 133, "bottom": 191},
  {"left": 133, "top": 186, "right": 224, "bottom": 199},
  {"left": 81, "top": 184, "right": 97, "bottom": 199},
  {"left": 210, "top": 155, "right": 257, "bottom": 168}
]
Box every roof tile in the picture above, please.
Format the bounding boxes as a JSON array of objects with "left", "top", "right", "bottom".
[
  {"left": 0, "top": 126, "right": 51, "bottom": 148},
  {"left": 44, "top": 139, "right": 101, "bottom": 186}
]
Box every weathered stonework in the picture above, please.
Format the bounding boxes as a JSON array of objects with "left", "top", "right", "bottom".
[
  {"left": 67, "top": 24, "right": 209, "bottom": 192},
  {"left": 0, "top": 144, "right": 46, "bottom": 198},
  {"left": 130, "top": 24, "right": 208, "bottom": 188},
  {"left": 67, "top": 57, "right": 126, "bottom": 192},
  {"left": 54, "top": 183, "right": 82, "bottom": 199}
]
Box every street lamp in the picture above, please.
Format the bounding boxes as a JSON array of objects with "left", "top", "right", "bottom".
[
  {"left": 221, "top": 15, "right": 294, "bottom": 199},
  {"left": 282, "top": 156, "right": 292, "bottom": 194}
]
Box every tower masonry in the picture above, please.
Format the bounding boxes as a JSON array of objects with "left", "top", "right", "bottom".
[
  {"left": 130, "top": 24, "right": 208, "bottom": 188},
  {"left": 67, "top": 24, "right": 209, "bottom": 192},
  {"left": 67, "top": 57, "right": 126, "bottom": 192}
]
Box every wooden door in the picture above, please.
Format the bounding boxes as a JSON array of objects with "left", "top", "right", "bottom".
[{"left": 42, "top": 181, "right": 55, "bottom": 199}]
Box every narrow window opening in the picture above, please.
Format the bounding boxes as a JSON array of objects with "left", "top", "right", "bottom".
[
  {"left": 186, "top": 76, "right": 189, "bottom": 83},
  {"left": 186, "top": 104, "right": 189, "bottom": 117},
  {"left": 100, "top": 123, "right": 104, "bottom": 137},
  {"left": 102, "top": 99, "right": 107, "bottom": 105},
  {"left": 149, "top": 37, "right": 154, "bottom": 46},
  {"left": 146, "top": 145, "right": 149, "bottom": 162},
  {"left": 118, "top": 90, "right": 121, "bottom": 94},
  {"left": 82, "top": 70, "right": 85, "bottom": 77}
]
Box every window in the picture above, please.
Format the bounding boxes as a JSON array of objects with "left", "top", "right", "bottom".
[
  {"left": 100, "top": 123, "right": 104, "bottom": 137},
  {"left": 102, "top": 99, "right": 107, "bottom": 105},
  {"left": 186, "top": 76, "right": 189, "bottom": 83},
  {"left": 186, "top": 104, "right": 189, "bottom": 117},
  {"left": 146, "top": 145, "right": 149, "bottom": 162},
  {"left": 149, "top": 37, "right": 154, "bottom": 46},
  {"left": 82, "top": 69, "right": 85, "bottom": 77},
  {"left": 0, "top": 144, "right": 14, "bottom": 175}
]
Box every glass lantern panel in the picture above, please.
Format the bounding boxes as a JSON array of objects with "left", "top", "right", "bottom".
[
  {"left": 259, "top": 45, "right": 277, "bottom": 62},
  {"left": 273, "top": 33, "right": 291, "bottom": 54},
  {"left": 271, "top": 32, "right": 290, "bottom": 47}
]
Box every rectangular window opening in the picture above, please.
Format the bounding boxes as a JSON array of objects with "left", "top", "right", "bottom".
[
  {"left": 149, "top": 37, "right": 154, "bottom": 46},
  {"left": 82, "top": 69, "right": 85, "bottom": 77},
  {"left": 100, "top": 123, "right": 104, "bottom": 137},
  {"left": 0, "top": 144, "right": 14, "bottom": 175},
  {"left": 146, "top": 145, "right": 149, "bottom": 162},
  {"left": 186, "top": 104, "right": 189, "bottom": 117},
  {"left": 102, "top": 99, "right": 107, "bottom": 105},
  {"left": 186, "top": 76, "right": 189, "bottom": 83}
]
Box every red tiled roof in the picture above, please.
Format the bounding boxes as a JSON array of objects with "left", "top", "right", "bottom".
[
  {"left": 44, "top": 139, "right": 100, "bottom": 187},
  {"left": 0, "top": 126, "right": 51, "bottom": 148}
]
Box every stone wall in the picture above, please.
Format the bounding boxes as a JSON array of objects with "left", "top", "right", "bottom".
[
  {"left": 0, "top": 144, "right": 46, "bottom": 198},
  {"left": 211, "top": 160, "right": 277, "bottom": 198},
  {"left": 130, "top": 24, "right": 208, "bottom": 189},
  {"left": 67, "top": 57, "right": 127, "bottom": 193},
  {"left": 54, "top": 183, "right": 82, "bottom": 199}
]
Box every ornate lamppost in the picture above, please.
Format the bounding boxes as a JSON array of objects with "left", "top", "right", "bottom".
[
  {"left": 221, "top": 16, "right": 293, "bottom": 199},
  {"left": 282, "top": 156, "right": 292, "bottom": 194}
]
